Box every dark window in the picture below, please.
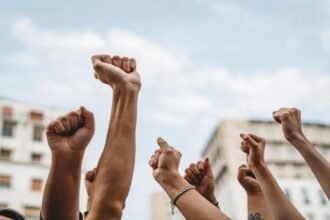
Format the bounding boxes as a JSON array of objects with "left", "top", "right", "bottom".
[
  {"left": 33, "top": 125, "right": 44, "bottom": 142},
  {"left": 0, "top": 175, "right": 11, "bottom": 188},
  {"left": 31, "top": 153, "right": 42, "bottom": 163},
  {"left": 0, "top": 148, "right": 12, "bottom": 161},
  {"left": 302, "top": 188, "right": 310, "bottom": 205},
  {"left": 31, "top": 178, "right": 42, "bottom": 191},
  {"left": 2, "top": 120, "right": 16, "bottom": 137}
]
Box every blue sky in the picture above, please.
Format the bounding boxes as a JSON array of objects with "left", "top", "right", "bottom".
[{"left": 1, "top": 0, "right": 330, "bottom": 219}]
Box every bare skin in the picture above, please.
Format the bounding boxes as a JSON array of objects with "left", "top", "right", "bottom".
[
  {"left": 149, "top": 138, "right": 231, "bottom": 220},
  {"left": 273, "top": 107, "right": 330, "bottom": 200},
  {"left": 84, "top": 168, "right": 96, "bottom": 216},
  {"left": 183, "top": 158, "right": 217, "bottom": 205},
  {"left": 41, "top": 107, "right": 95, "bottom": 220},
  {"left": 237, "top": 164, "right": 272, "bottom": 220},
  {"left": 240, "top": 133, "right": 304, "bottom": 220},
  {"left": 86, "top": 54, "right": 141, "bottom": 220}
]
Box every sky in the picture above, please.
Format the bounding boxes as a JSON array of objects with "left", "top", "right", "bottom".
[{"left": 1, "top": 0, "right": 330, "bottom": 219}]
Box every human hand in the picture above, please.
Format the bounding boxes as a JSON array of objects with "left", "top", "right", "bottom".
[
  {"left": 273, "top": 108, "right": 306, "bottom": 143},
  {"left": 149, "top": 137, "right": 182, "bottom": 184},
  {"left": 240, "top": 133, "right": 266, "bottom": 168},
  {"left": 237, "top": 164, "right": 262, "bottom": 196},
  {"left": 85, "top": 168, "right": 96, "bottom": 199},
  {"left": 184, "top": 158, "right": 216, "bottom": 204},
  {"left": 91, "top": 54, "right": 141, "bottom": 92},
  {"left": 46, "top": 106, "right": 95, "bottom": 154}
]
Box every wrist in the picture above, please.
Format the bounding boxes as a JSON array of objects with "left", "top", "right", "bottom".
[
  {"left": 287, "top": 133, "right": 308, "bottom": 146},
  {"left": 156, "top": 170, "right": 188, "bottom": 198},
  {"left": 51, "top": 150, "right": 84, "bottom": 165},
  {"left": 249, "top": 161, "right": 266, "bottom": 172},
  {"left": 112, "top": 83, "right": 140, "bottom": 95}
]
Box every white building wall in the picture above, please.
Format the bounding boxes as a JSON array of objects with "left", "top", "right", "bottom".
[{"left": 0, "top": 98, "right": 88, "bottom": 219}]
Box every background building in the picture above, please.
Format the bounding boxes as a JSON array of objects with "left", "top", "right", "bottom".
[
  {"left": 203, "top": 120, "right": 330, "bottom": 220},
  {"left": 0, "top": 97, "right": 88, "bottom": 220}
]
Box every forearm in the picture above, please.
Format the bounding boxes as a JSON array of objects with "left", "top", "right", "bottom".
[
  {"left": 247, "top": 194, "right": 272, "bottom": 220},
  {"left": 290, "top": 136, "right": 330, "bottom": 199},
  {"left": 159, "top": 173, "right": 230, "bottom": 220},
  {"left": 252, "top": 164, "right": 304, "bottom": 220},
  {"left": 90, "top": 88, "right": 138, "bottom": 218},
  {"left": 41, "top": 152, "right": 84, "bottom": 220}
]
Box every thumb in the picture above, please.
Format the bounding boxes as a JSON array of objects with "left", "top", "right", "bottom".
[
  {"left": 157, "top": 137, "right": 170, "bottom": 152},
  {"left": 79, "top": 106, "right": 95, "bottom": 131},
  {"left": 204, "top": 157, "right": 213, "bottom": 177}
]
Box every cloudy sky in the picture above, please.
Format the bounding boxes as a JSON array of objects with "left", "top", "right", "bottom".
[{"left": 1, "top": 0, "right": 330, "bottom": 219}]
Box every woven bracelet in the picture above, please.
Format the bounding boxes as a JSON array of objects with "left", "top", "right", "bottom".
[{"left": 170, "top": 184, "right": 196, "bottom": 215}]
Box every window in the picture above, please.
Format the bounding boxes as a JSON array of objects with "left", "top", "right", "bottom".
[
  {"left": 24, "top": 206, "right": 40, "bottom": 219},
  {"left": 301, "top": 188, "right": 310, "bottom": 205},
  {"left": 319, "top": 190, "right": 327, "bottom": 206},
  {"left": 2, "top": 120, "right": 16, "bottom": 137},
  {"left": 31, "top": 178, "right": 42, "bottom": 191},
  {"left": 31, "top": 153, "right": 42, "bottom": 163},
  {"left": 0, "top": 175, "right": 11, "bottom": 188},
  {"left": 284, "top": 188, "right": 291, "bottom": 201},
  {"left": 0, "top": 202, "right": 8, "bottom": 209},
  {"left": 30, "top": 111, "right": 43, "bottom": 121},
  {"left": 0, "top": 149, "right": 11, "bottom": 161},
  {"left": 33, "top": 125, "right": 44, "bottom": 142}
]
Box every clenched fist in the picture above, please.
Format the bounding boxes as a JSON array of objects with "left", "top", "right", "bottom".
[
  {"left": 91, "top": 54, "right": 141, "bottom": 92},
  {"left": 273, "top": 108, "right": 306, "bottom": 143},
  {"left": 46, "top": 106, "right": 95, "bottom": 154},
  {"left": 237, "top": 165, "right": 261, "bottom": 196},
  {"left": 184, "top": 158, "right": 216, "bottom": 204},
  {"left": 240, "top": 133, "right": 266, "bottom": 168},
  {"left": 149, "top": 137, "right": 182, "bottom": 183}
]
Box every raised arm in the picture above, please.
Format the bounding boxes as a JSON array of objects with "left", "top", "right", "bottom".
[
  {"left": 86, "top": 55, "right": 141, "bottom": 220},
  {"left": 273, "top": 107, "right": 330, "bottom": 199},
  {"left": 237, "top": 164, "right": 272, "bottom": 220},
  {"left": 42, "top": 107, "right": 95, "bottom": 220},
  {"left": 240, "top": 133, "right": 304, "bottom": 220},
  {"left": 149, "top": 138, "right": 231, "bottom": 220}
]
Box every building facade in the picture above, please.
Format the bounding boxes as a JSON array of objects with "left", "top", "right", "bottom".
[
  {"left": 0, "top": 98, "right": 87, "bottom": 220},
  {"left": 202, "top": 120, "right": 330, "bottom": 220}
]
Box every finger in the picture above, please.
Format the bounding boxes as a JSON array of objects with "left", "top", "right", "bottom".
[
  {"left": 85, "top": 170, "right": 96, "bottom": 182},
  {"left": 67, "top": 111, "right": 80, "bottom": 131},
  {"left": 197, "top": 161, "right": 205, "bottom": 174},
  {"left": 121, "top": 57, "right": 130, "bottom": 73},
  {"left": 149, "top": 157, "right": 158, "bottom": 169},
  {"left": 46, "top": 121, "right": 56, "bottom": 135},
  {"left": 59, "top": 116, "right": 71, "bottom": 134},
  {"left": 157, "top": 137, "right": 170, "bottom": 151},
  {"left": 249, "top": 134, "right": 265, "bottom": 143},
  {"left": 154, "top": 149, "right": 161, "bottom": 158},
  {"left": 129, "top": 58, "right": 136, "bottom": 71},
  {"left": 54, "top": 120, "right": 65, "bottom": 134},
  {"left": 204, "top": 157, "right": 213, "bottom": 177},
  {"left": 112, "top": 55, "right": 121, "bottom": 68},
  {"left": 100, "top": 54, "right": 112, "bottom": 64},
  {"left": 272, "top": 110, "right": 282, "bottom": 123},
  {"left": 185, "top": 168, "right": 197, "bottom": 184},
  {"left": 94, "top": 72, "right": 99, "bottom": 79},
  {"left": 240, "top": 141, "right": 249, "bottom": 153},
  {"left": 241, "top": 134, "right": 258, "bottom": 148},
  {"left": 79, "top": 106, "right": 94, "bottom": 131},
  {"left": 237, "top": 164, "right": 248, "bottom": 181},
  {"left": 190, "top": 163, "right": 201, "bottom": 177}
]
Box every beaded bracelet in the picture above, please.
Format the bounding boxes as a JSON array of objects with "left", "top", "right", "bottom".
[{"left": 170, "top": 184, "right": 196, "bottom": 214}]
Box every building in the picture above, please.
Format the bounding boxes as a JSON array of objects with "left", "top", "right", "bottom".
[
  {"left": 0, "top": 98, "right": 87, "bottom": 220},
  {"left": 202, "top": 120, "right": 330, "bottom": 220}
]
